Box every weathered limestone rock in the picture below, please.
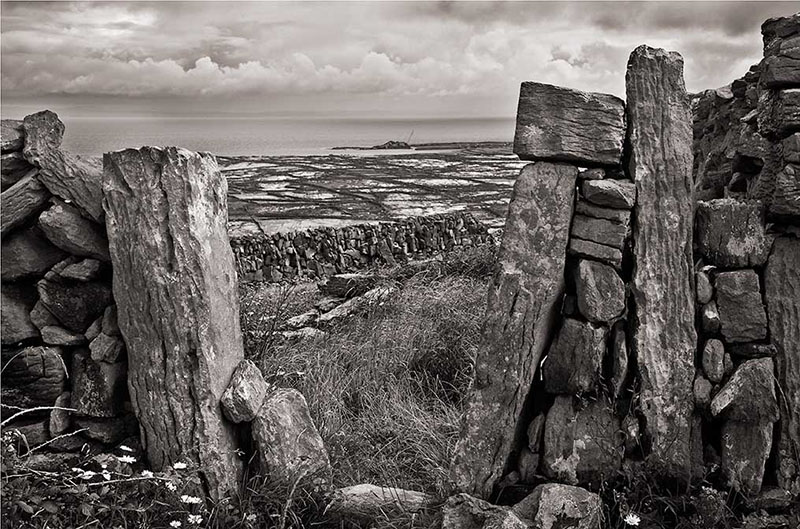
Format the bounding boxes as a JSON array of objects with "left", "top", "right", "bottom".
[
  {"left": 1, "top": 283, "right": 39, "bottom": 344},
  {"left": 38, "top": 202, "right": 110, "bottom": 261},
  {"left": 251, "top": 388, "right": 331, "bottom": 488},
  {"left": 610, "top": 321, "right": 629, "bottom": 399},
  {"left": 450, "top": 162, "right": 576, "bottom": 498},
  {"left": 221, "top": 359, "right": 269, "bottom": 423},
  {"left": 574, "top": 259, "right": 625, "bottom": 323},
  {"left": 758, "top": 88, "right": 800, "bottom": 139},
  {"left": 1, "top": 226, "right": 68, "bottom": 281},
  {"left": 701, "top": 301, "right": 721, "bottom": 334},
  {"left": 721, "top": 421, "right": 773, "bottom": 495},
  {"left": 37, "top": 279, "right": 112, "bottom": 332},
  {"left": 568, "top": 238, "right": 622, "bottom": 269},
  {"left": 571, "top": 215, "right": 628, "bottom": 249},
  {"left": 695, "top": 199, "right": 771, "bottom": 267},
  {"left": 716, "top": 270, "right": 768, "bottom": 343},
  {"left": 441, "top": 493, "right": 527, "bottom": 529},
  {"left": 42, "top": 325, "right": 86, "bottom": 346},
  {"left": 101, "top": 305, "right": 119, "bottom": 336},
  {"left": 104, "top": 146, "right": 244, "bottom": 499},
  {"left": 764, "top": 236, "right": 800, "bottom": 492},
  {"left": 696, "top": 270, "right": 713, "bottom": 304},
  {"left": 0, "top": 169, "right": 50, "bottom": 236},
  {"left": 527, "top": 414, "right": 546, "bottom": 453},
  {"left": 60, "top": 258, "right": 103, "bottom": 282},
  {"left": 543, "top": 318, "right": 606, "bottom": 395},
  {"left": 694, "top": 376, "right": 713, "bottom": 410},
  {"left": 729, "top": 343, "right": 778, "bottom": 359},
  {"left": 71, "top": 350, "right": 127, "bottom": 417},
  {"left": 1, "top": 152, "right": 32, "bottom": 190},
  {"left": 284, "top": 310, "right": 319, "bottom": 330},
  {"left": 511, "top": 483, "right": 602, "bottom": 529},
  {"left": 29, "top": 300, "right": 59, "bottom": 330},
  {"left": 627, "top": 45, "right": 696, "bottom": 480},
  {"left": 762, "top": 14, "right": 800, "bottom": 88},
  {"left": 710, "top": 358, "right": 779, "bottom": 422},
  {"left": 578, "top": 168, "right": 605, "bottom": 180},
  {"left": 317, "top": 285, "right": 395, "bottom": 327},
  {"left": 1, "top": 346, "right": 66, "bottom": 409},
  {"left": 702, "top": 339, "right": 726, "bottom": 384},
  {"left": 49, "top": 391, "right": 72, "bottom": 436},
  {"left": 513, "top": 82, "right": 625, "bottom": 166},
  {"left": 7, "top": 419, "right": 50, "bottom": 447},
  {"left": 75, "top": 415, "right": 138, "bottom": 444},
  {"left": 581, "top": 179, "right": 636, "bottom": 209},
  {"left": 22, "top": 111, "right": 104, "bottom": 221},
  {"left": 1, "top": 119, "right": 24, "bottom": 152},
  {"left": 541, "top": 396, "right": 622, "bottom": 488},
  {"left": 517, "top": 448, "right": 540, "bottom": 482},
  {"left": 319, "top": 273, "right": 377, "bottom": 298},
  {"left": 89, "top": 333, "right": 125, "bottom": 363},
  {"left": 769, "top": 163, "right": 800, "bottom": 220},
  {"left": 575, "top": 200, "right": 631, "bottom": 224},
  {"left": 326, "top": 484, "right": 432, "bottom": 524}
]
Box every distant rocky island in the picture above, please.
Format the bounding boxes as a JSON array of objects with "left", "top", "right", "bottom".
[{"left": 331, "top": 140, "right": 512, "bottom": 152}]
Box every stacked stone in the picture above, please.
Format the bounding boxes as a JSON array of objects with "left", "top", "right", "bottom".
[
  {"left": 1, "top": 111, "right": 135, "bottom": 453},
  {"left": 230, "top": 212, "right": 491, "bottom": 282},
  {"left": 693, "top": 13, "right": 800, "bottom": 222}
]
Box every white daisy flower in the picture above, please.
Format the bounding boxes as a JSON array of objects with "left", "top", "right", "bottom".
[
  {"left": 165, "top": 481, "right": 177, "bottom": 491},
  {"left": 624, "top": 512, "right": 641, "bottom": 526},
  {"left": 169, "top": 521, "right": 182, "bottom": 528},
  {"left": 180, "top": 494, "right": 202, "bottom": 505},
  {"left": 187, "top": 514, "right": 202, "bottom": 525},
  {"left": 172, "top": 461, "right": 188, "bottom": 470},
  {"left": 140, "top": 470, "right": 154, "bottom": 478},
  {"left": 117, "top": 455, "right": 136, "bottom": 464}
]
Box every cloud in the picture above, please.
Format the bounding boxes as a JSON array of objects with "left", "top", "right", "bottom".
[{"left": 1, "top": 1, "right": 795, "bottom": 116}]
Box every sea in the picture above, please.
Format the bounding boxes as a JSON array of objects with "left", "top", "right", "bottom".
[{"left": 58, "top": 116, "right": 516, "bottom": 157}]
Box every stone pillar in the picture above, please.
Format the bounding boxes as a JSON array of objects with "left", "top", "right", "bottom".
[
  {"left": 103, "top": 147, "right": 244, "bottom": 500},
  {"left": 450, "top": 162, "right": 576, "bottom": 498},
  {"left": 626, "top": 45, "right": 696, "bottom": 481}
]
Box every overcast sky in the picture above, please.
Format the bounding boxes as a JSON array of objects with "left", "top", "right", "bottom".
[{"left": 1, "top": 1, "right": 795, "bottom": 119}]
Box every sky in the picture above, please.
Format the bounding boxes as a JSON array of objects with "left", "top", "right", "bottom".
[{"left": 1, "top": 1, "right": 796, "bottom": 119}]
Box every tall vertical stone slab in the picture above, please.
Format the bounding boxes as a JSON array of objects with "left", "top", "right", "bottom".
[
  {"left": 450, "top": 162, "right": 576, "bottom": 499},
  {"left": 765, "top": 236, "right": 800, "bottom": 494},
  {"left": 103, "top": 147, "right": 244, "bottom": 500},
  {"left": 626, "top": 46, "right": 696, "bottom": 481}
]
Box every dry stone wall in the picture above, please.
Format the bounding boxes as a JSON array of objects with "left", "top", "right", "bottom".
[{"left": 231, "top": 212, "right": 493, "bottom": 283}]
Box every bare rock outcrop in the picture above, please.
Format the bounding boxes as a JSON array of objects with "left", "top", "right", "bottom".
[
  {"left": 695, "top": 199, "right": 771, "bottom": 267},
  {"left": 627, "top": 45, "right": 696, "bottom": 481},
  {"left": 511, "top": 483, "right": 602, "bottom": 529},
  {"left": 450, "top": 162, "right": 576, "bottom": 498}
]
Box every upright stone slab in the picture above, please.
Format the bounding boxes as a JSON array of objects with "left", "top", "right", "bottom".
[
  {"left": 103, "top": 147, "right": 244, "bottom": 500},
  {"left": 626, "top": 46, "right": 696, "bottom": 481},
  {"left": 765, "top": 236, "right": 800, "bottom": 493},
  {"left": 450, "top": 162, "right": 576, "bottom": 499}
]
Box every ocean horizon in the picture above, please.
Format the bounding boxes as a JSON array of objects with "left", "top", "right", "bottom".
[{"left": 41, "top": 115, "right": 516, "bottom": 157}]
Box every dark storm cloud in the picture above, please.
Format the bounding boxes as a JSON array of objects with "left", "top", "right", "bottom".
[{"left": 0, "top": 1, "right": 796, "bottom": 116}]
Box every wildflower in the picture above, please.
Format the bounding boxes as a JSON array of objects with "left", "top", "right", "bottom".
[
  {"left": 165, "top": 481, "right": 177, "bottom": 491},
  {"left": 117, "top": 455, "right": 136, "bottom": 464},
  {"left": 141, "top": 470, "right": 154, "bottom": 478},
  {"left": 101, "top": 470, "right": 112, "bottom": 481},
  {"left": 180, "top": 494, "right": 202, "bottom": 504},
  {"left": 100, "top": 463, "right": 107, "bottom": 469},
  {"left": 169, "top": 521, "right": 182, "bottom": 528},
  {"left": 245, "top": 513, "right": 257, "bottom": 523},
  {"left": 173, "top": 461, "right": 188, "bottom": 470},
  {"left": 624, "top": 512, "right": 641, "bottom": 526},
  {"left": 119, "top": 444, "right": 134, "bottom": 452},
  {"left": 187, "top": 514, "right": 202, "bottom": 525}
]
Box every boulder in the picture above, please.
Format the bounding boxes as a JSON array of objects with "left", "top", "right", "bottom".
[
  {"left": 2, "top": 152, "right": 34, "bottom": 190},
  {"left": 702, "top": 339, "right": 726, "bottom": 384},
  {"left": 251, "top": 388, "right": 331, "bottom": 490},
  {"left": 769, "top": 163, "right": 800, "bottom": 221},
  {"left": 581, "top": 179, "right": 636, "bottom": 209},
  {"left": 574, "top": 200, "right": 631, "bottom": 224},
  {"left": 449, "top": 162, "right": 577, "bottom": 499},
  {"left": 567, "top": 238, "right": 622, "bottom": 269},
  {"left": 318, "top": 273, "right": 377, "bottom": 298},
  {"left": 1, "top": 283, "right": 39, "bottom": 344},
  {"left": 325, "top": 484, "right": 432, "bottom": 524},
  {"left": 543, "top": 318, "right": 606, "bottom": 395},
  {"left": 41, "top": 325, "right": 86, "bottom": 346},
  {"left": 441, "top": 493, "right": 527, "bottom": 529},
  {"left": 37, "top": 279, "right": 112, "bottom": 332},
  {"left": 761, "top": 15, "right": 800, "bottom": 88},
  {"left": 1, "top": 346, "right": 66, "bottom": 408},
  {"left": 764, "top": 236, "right": 800, "bottom": 492},
  {"left": 541, "top": 396, "right": 622, "bottom": 488},
  {"left": 317, "top": 286, "right": 396, "bottom": 327},
  {"left": 511, "top": 483, "right": 602, "bottom": 529},
  {"left": 627, "top": 45, "right": 696, "bottom": 480},
  {"left": 729, "top": 343, "right": 778, "bottom": 359},
  {"left": 518, "top": 449, "right": 540, "bottom": 482},
  {"left": 513, "top": 82, "right": 625, "bottom": 166},
  {"left": 711, "top": 358, "right": 779, "bottom": 422},
  {"left": 88, "top": 333, "right": 125, "bottom": 363},
  {"left": 610, "top": 321, "right": 629, "bottom": 399},
  {"left": 571, "top": 215, "right": 628, "bottom": 249},
  {"left": 284, "top": 310, "right": 319, "bottom": 331},
  {"left": 6, "top": 419, "right": 50, "bottom": 448},
  {"left": 694, "top": 376, "right": 713, "bottom": 410},
  {"left": 38, "top": 201, "right": 110, "bottom": 261},
  {"left": 696, "top": 271, "right": 713, "bottom": 304},
  {"left": 1, "top": 119, "right": 24, "bottom": 152},
  {"left": 695, "top": 199, "right": 771, "bottom": 267},
  {"left": 220, "top": 359, "right": 269, "bottom": 423},
  {"left": 758, "top": 88, "right": 800, "bottom": 139},
  {"left": 49, "top": 391, "right": 72, "bottom": 436},
  {"left": 721, "top": 421, "right": 773, "bottom": 495},
  {"left": 101, "top": 305, "right": 119, "bottom": 336},
  {"left": 701, "top": 301, "right": 721, "bottom": 334},
  {"left": 29, "top": 300, "right": 59, "bottom": 330},
  {"left": 0, "top": 169, "right": 50, "bottom": 236},
  {"left": 281, "top": 327, "right": 327, "bottom": 341},
  {"left": 578, "top": 168, "right": 605, "bottom": 180},
  {"left": 22, "top": 111, "right": 104, "bottom": 221},
  {"left": 71, "top": 350, "right": 127, "bottom": 418},
  {"left": 60, "top": 258, "right": 103, "bottom": 282},
  {"left": 715, "top": 270, "right": 768, "bottom": 343},
  {"left": 1, "top": 226, "right": 68, "bottom": 281},
  {"left": 574, "top": 259, "right": 625, "bottom": 323},
  {"left": 84, "top": 315, "right": 103, "bottom": 341}
]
